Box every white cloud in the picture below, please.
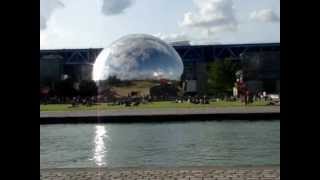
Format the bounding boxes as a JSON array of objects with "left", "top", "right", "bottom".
[
  {"left": 40, "top": 33, "right": 48, "bottom": 47},
  {"left": 154, "top": 32, "right": 189, "bottom": 43},
  {"left": 101, "top": 0, "right": 134, "bottom": 15},
  {"left": 40, "top": 0, "right": 64, "bottom": 30},
  {"left": 180, "top": 0, "right": 237, "bottom": 33},
  {"left": 250, "top": 9, "right": 279, "bottom": 23},
  {"left": 190, "top": 39, "right": 221, "bottom": 45},
  {"left": 154, "top": 32, "right": 222, "bottom": 45}
]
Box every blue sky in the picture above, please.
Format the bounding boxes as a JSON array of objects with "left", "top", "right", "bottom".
[{"left": 40, "top": 0, "right": 280, "bottom": 49}]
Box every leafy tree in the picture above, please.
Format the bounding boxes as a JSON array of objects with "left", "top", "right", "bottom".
[
  {"left": 54, "top": 78, "right": 77, "bottom": 98},
  {"left": 241, "top": 57, "right": 259, "bottom": 81},
  {"left": 207, "top": 58, "right": 240, "bottom": 96},
  {"left": 79, "top": 80, "right": 98, "bottom": 97},
  {"left": 107, "top": 75, "right": 122, "bottom": 85}
]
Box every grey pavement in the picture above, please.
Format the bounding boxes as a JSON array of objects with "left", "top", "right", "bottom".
[
  {"left": 40, "top": 166, "right": 280, "bottom": 180},
  {"left": 40, "top": 106, "right": 280, "bottom": 118}
]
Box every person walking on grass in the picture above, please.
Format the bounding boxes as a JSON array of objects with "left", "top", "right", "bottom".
[
  {"left": 263, "top": 91, "right": 267, "bottom": 101},
  {"left": 245, "top": 90, "right": 250, "bottom": 105}
]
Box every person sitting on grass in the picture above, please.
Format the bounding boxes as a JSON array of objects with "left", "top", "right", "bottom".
[
  {"left": 199, "top": 97, "right": 203, "bottom": 104},
  {"left": 187, "top": 96, "right": 191, "bottom": 103},
  {"left": 125, "top": 98, "right": 131, "bottom": 107},
  {"left": 133, "top": 99, "right": 140, "bottom": 106},
  {"left": 71, "top": 97, "right": 78, "bottom": 108}
]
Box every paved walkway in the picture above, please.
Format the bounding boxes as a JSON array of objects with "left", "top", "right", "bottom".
[
  {"left": 40, "top": 166, "right": 280, "bottom": 180},
  {"left": 40, "top": 106, "right": 280, "bottom": 118}
]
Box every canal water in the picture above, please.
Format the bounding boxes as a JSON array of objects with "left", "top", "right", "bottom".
[{"left": 40, "top": 121, "right": 279, "bottom": 169}]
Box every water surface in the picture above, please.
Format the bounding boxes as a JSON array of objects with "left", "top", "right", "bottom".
[{"left": 40, "top": 121, "right": 280, "bottom": 169}]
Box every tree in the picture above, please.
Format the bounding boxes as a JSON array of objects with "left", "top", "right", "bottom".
[
  {"left": 106, "top": 75, "right": 122, "bottom": 85},
  {"left": 79, "top": 80, "right": 98, "bottom": 97},
  {"left": 207, "top": 58, "right": 240, "bottom": 96},
  {"left": 54, "top": 78, "right": 78, "bottom": 98}
]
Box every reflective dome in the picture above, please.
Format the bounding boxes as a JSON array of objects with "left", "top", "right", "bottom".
[{"left": 92, "top": 34, "right": 184, "bottom": 81}]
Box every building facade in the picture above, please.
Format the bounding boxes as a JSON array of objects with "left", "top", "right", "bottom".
[{"left": 40, "top": 43, "right": 280, "bottom": 94}]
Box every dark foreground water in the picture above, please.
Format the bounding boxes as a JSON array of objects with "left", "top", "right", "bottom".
[{"left": 40, "top": 121, "right": 279, "bottom": 169}]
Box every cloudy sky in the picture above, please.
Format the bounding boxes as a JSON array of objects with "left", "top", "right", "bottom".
[{"left": 40, "top": 0, "right": 280, "bottom": 49}]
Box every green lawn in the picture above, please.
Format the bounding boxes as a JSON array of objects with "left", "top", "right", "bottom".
[{"left": 40, "top": 100, "right": 270, "bottom": 112}]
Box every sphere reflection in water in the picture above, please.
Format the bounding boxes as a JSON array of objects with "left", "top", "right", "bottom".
[
  {"left": 92, "top": 125, "right": 108, "bottom": 166},
  {"left": 92, "top": 34, "right": 184, "bottom": 97}
]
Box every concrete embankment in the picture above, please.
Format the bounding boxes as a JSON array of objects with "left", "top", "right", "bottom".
[
  {"left": 40, "top": 165, "right": 280, "bottom": 180},
  {"left": 40, "top": 106, "right": 280, "bottom": 124}
]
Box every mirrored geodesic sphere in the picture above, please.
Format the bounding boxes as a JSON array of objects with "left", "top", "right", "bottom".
[
  {"left": 93, "top": 34, "right": 183, "bottom": 81},
  {"left": 92, "top": 34, "right": 184, "bottom": 99}
]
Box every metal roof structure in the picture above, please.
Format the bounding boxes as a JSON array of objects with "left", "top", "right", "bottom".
[{"left": 40, "top": 43, "right": 280, "bottom": 65}]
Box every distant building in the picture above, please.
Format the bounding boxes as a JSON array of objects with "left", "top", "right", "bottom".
[
  {"left": 241, "top": 51, "right": 280, "bottom": 93},
  {"left": 40, "top": 55, "right": 63, "bottom": 84},
  {"left": 40, "top": 43, "right": 280, "bottom": 94}
]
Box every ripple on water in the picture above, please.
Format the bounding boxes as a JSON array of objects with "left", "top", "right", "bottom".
[{"left": 40, "top": 121, "right": 280, "bottom": 168}]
